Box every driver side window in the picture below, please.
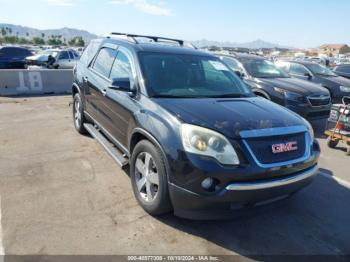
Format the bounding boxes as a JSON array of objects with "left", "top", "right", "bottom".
[{"left": 110, "top": 51, "right": 132, "bottom": 80}]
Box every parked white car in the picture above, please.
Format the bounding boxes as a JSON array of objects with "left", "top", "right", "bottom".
[{"left": 26, "top": 49, "right": 80, "bottom": 69}]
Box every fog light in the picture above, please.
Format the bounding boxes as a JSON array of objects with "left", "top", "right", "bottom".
[{"left": 201, "top": 177, "right": 214, "bottom": 190}]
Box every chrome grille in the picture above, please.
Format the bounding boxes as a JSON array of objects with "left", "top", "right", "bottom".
[{"left": 308, "top": 95, "right": 331, "bottom": 106}]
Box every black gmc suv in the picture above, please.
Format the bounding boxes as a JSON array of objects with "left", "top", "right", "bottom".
[
  {"left": 217, "top": 53, "right": 331, "bottom": 120},
  {"left": 72, "top": 33, "right": 320, "bottom": 219}
]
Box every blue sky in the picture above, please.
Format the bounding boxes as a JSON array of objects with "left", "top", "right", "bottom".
[{"left": 0, "top": 0, "right": 349, "bottom": 47}]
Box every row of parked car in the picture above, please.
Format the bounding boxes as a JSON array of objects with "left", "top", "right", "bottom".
[
  {"left": 215, "top": 52, "right": 350, "bottom": 121},
  {"left": 0, "top": 46, "right": 80, "bottom": 69}
]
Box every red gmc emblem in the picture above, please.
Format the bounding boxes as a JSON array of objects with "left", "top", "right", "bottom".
[{"left": 272, "top": 141, "right": 298, "bottom": 154}]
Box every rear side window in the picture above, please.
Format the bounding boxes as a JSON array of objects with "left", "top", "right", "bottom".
[
  {"left": 92, "top": 48, "right": 117, "bottom": 78},
  {"left": 79, "top": 39, "right": 102, "bottom": 66},
  {"left": 289, "top": 63, "right": 309, "bottom": 76}
]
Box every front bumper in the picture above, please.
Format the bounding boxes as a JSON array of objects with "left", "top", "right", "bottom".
[
  {"left": 170, "top": 165, "right": 318, "bottom": 220},
  {"left": 285, "top": 102, "right": 331, "bottom": 120}
]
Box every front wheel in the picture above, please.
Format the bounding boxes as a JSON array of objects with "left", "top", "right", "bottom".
[
  {"left": 130, "top": 140, "right": 172, "bottom": 216},
  {"left": 326, "top": 136, "right": 338, "bottom": 148}
]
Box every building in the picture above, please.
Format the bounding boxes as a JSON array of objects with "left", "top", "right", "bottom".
[{"left": 319, "top": 44, "right": 350, "bottom": 56}]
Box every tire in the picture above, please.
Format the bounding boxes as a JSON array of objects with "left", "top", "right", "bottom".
[
  {"left": 346, "top": 146, "right": 350, "bottom": 156},
  {"left": 130, "top": 140, "right": 172, "bottom": 215},
  {"left": 73, "top": 93, "right": 87, "bottom": 134},
  {"left": 326, "top": 136, "right": 339, "bottom": 148}
]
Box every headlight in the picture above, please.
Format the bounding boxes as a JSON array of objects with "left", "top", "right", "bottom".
[
  {"left": 181, "top": 124, "right": 240, "bottom": 165},
  {"left": 302, "top": 118, "right": 314, "bottom": 144},
  {"left": 340, "top": 86, "right": 350, "bottom": 93},
  {"left": 274, "top": 87, "right": 304, "bottom": 102}
]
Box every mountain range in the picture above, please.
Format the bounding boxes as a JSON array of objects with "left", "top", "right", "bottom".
[
  {"left": 191, "top": 39, "right": 290, "bottom": 49},
  {"left": 0, "top": 23, "right": 289, "bottom": 49},
  {"left": 0, "top": 23, "right": 97, "bottom": 43}
]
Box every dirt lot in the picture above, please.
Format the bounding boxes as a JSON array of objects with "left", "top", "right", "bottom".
[{"left": 0, "top": 96, "right": 349, "bottom": 257}]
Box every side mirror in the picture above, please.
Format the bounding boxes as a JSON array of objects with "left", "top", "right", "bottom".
[
  {"left": 304, "top": 72, "right": 312, "bottom": 80},
  {"left": 109, "top": 78, "right": 132, "bottom": 92}
]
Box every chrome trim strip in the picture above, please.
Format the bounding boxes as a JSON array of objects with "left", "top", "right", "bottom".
[
  {"left": 226, "top": 165, "right": 318, "bottom": 191},
  {"left": 240, "top": 125, "right": 307, "bottom": 138}
]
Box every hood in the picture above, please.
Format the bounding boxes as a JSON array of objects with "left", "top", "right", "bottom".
[
  {"left": 155, "top": 97, "right": 304, "bottom": 139},
  {"left": 26, "top": 54, "right": 49, "bottom": 62},
  {"left": 319, "top": 75, "right": 350, "bottom": 87},
  {"left": 254, "top": 77, "right": 329, "bottom": 95}
]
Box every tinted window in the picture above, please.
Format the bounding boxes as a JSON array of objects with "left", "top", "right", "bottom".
[
  {"left": 58, "top": 51, "right": 70, "bottom": 60},
  {"left": 92, "top": 48, "right": 117, "bottom": 78},
  {"left": 335, "top": 65, "right": 350, "bottom": 73},
  {"left": 110, "top": 51, "right": 132, "bottom": 79},
  {"left": 289, "top": 63, "right": 309, "bottom": 76},
  {"left": 241, "top": 59, "right": 289, "bottom": 78},
  {"left": 306, "top": 63, "right": 337, "bottom": 77},
  {"left": 222, "top": 57, "right": 241, "bottom": 71},
  {"left": 275, "top": 61, "right": 290, "bottom": 72},
  {"left": 79, "top": 39, "right": 102, "bottom": 66},
  {"left": 68, "top": 51, "right": 74, "bottom": 59},
  {"left": 139, "top": 52, "right": 252, "bottom": 98}
]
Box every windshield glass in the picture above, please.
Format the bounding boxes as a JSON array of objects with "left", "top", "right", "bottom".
[
  {"left": 306, "top": 63, "right": 337, "bottom": 77},
  {"left": 138, "top": 52, "right": 252, "bottom": 98},
  {"left": 241, "top": 59, "right": 290, "bottom": 78}
]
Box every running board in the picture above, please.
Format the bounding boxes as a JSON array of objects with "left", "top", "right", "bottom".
[{"left": 84, "top": 123, "right": 129, "bottom": 168}]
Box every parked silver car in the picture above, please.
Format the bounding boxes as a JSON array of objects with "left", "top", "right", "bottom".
[{"left": 26, "top": 49, "right": 80, "bottom": 69}]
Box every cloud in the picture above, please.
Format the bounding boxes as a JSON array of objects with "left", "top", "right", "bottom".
[
  {"left": 46, "top": 0, "right": 76, "bottom": 6},
  {"left": 109, "top": 0, "right": 173, "bottom": 16}
]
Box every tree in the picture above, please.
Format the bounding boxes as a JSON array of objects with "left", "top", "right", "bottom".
[
  {"left": 68, "top": 36, "right": 85, "bottom": 47},
  {"left": 1, "top": 27, "right": 6, "bottom": 36},
  {"left": 41, "top": 33, "right": 45, "bottom": 39},
  {"left": 32, "top": 37, "right": 45, "bottom": 45}
]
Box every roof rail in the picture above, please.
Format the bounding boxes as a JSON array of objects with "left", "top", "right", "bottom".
[{"left": 110, "top": 32, "right": 184, "bottom": 46}]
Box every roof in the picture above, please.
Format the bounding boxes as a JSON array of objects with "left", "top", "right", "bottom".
[
  {"left": 319, "top": 44, "right": 348, "bottom": 49},
  {"left": 283, "top": 60, "right": 318, "bottom": 66},
  {"left": 103, "top": 36, "right": 212, "bottom": 56}
]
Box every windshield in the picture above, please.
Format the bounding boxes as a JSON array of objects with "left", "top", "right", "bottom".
[
  {"left": 241, "top": 59, "right": 290, "bottom": 78},
  {"left": 306, "top": 63, "right": 337, "bottom": 77},
  {"left": 138, "top": 52, "right": 252, "bottom": 98}
]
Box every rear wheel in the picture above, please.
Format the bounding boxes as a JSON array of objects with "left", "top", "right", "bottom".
[
  {"left": 73, "top": 93, "right": 87, "bottom": 134},
  {"left": 326, "top": 136, "right": 339, "bottom": 148},
  {"left": 346, "top": 146, "right": 350, "bottom": 156},
  {"left": 130, "top": 140, "right": 172, "bottom": 215}
]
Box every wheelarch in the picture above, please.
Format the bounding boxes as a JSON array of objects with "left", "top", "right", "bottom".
[
  {"left": 72, "top": 83, "right": 81, "bottom": 97},
  {"left": 129, "top": 128, "right": 172, "bottom": 183}
]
